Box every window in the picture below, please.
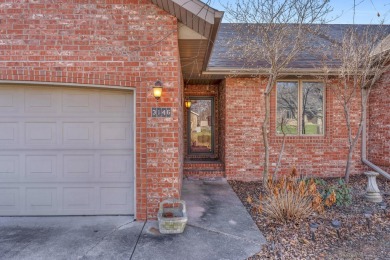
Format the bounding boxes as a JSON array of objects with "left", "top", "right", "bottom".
[{"left": 276, "top": 81, "right": 324, "bottom": 135}]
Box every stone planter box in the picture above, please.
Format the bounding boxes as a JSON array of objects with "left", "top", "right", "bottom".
[{"left": 157, "top": 199, "right": 188, "bottom": 234}]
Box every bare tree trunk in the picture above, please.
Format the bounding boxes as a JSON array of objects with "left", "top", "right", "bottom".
[
  {"left": 343, "top": 90, "right": 367, "bottom": 184},
  {"left": 262, "top": 75, "right": 276, "bottom": 187},
  {"left": 262, "top": 92, "right": 271, "bottom": 187},
  {"left": 342, "top": 101, "right": 354, "bottom": 183},
  {"left": 344, "top": 146, "right": 354, "bottom": 183},
  {"left": 345, "top": 121, "right": 364, "bottom": 183}
]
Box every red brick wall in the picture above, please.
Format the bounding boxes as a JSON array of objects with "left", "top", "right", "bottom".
[
  {"left": 368, "top": 71, "right": 390, "bottom": 173},
  {"left": 223, "top": 78, "right": 264, "bottom": 180},
  {"left": 0, "top": 0, "right": 183, "bottom": 220},
  {"left": 222, "top": 77, "right": 364, "bottom": 181}
]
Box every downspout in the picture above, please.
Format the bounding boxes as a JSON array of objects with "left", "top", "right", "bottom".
[{"left": 361, "top": 89, "right": 390, "bottom": 180}]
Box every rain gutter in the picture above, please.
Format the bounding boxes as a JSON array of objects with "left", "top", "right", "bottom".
[{"left": 361, "top": 89, "right": 390, "bottom": 180}]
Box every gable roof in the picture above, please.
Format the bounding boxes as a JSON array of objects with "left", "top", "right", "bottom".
[
  {"left": 204, "top": 24, "right": 390, "bottom": 77},
  {"left": 151, "top": 0, "right": 223, "bottom": 38},
  {"left": 151, "top": 0, "right": 224, "bottom": 82},
  {"left": 153, "top": 2, "right": 390, "bottom": 82}
]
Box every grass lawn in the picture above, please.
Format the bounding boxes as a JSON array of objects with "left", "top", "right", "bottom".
[{"left": 277, "top": 124, "right": 320, "bottom": 135}]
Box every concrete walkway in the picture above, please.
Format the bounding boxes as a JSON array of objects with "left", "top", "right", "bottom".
[
  {"left": 132, "top": 178, "right": 266, "bottom": 260},
  {"left": 0, "top": 178, "right": 266, "bottom": 260}
]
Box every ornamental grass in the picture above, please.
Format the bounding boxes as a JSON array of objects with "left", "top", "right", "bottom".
[{"left": 248, "top": 168, "right": 337, "bottom": 223}]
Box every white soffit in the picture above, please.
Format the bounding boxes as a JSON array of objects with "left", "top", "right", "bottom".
[{"left": 179, "top": 23, "right": 207, "bottom": 40}]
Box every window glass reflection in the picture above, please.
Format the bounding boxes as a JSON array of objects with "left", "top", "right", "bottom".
[
  {"left": 302, "top": 82, "right": 324, "bottom": 135},
  {"left": 277, "top": 82, "right": 299, "bottom": 134},
  {"left": 189, "top": 99, "right": 212, "bottom": 153}
]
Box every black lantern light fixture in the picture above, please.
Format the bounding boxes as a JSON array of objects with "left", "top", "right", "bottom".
[
  {"left": 152, "top": 80, "right": 163, "bottom": 101},
  {"left": 185, "top": 98, "right": 192, "bottom": 109}
]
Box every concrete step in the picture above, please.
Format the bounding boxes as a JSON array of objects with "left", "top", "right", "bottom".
[
  {"left": 184, "top": 161, "right": 224, "bottom": 171},
  {"left": 184, "top": 169, "right": 225, "bottom": 179},
  {"left": 184, "top": 160, "right": 225, "bottom": 179}
]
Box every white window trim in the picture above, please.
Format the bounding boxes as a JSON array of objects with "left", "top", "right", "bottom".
[{"left": 276, "top": 80, "right": 326, "bottom": 137}]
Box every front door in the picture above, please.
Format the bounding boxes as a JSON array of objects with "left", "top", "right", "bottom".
[{"left": 187, "top": 97, "right": 214, "bottom": 155}]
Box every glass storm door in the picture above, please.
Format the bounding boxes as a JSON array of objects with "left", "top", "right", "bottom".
[{"left": 188, "top": 97, "right": 214, "bottom": 154}]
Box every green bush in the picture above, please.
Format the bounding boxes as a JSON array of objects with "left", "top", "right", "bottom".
[
  {"left": 314, "top": 178, "right": 352, "bottom": 207},
  {"left": 331, "top": 179, "right": 352, "bottom": 207}
]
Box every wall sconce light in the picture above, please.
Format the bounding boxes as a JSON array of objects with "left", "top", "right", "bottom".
[
  {"left": 185, "top": 98, "right": 192, "bottom": 109},
  {"left": 152, "top": 80, "right": 163, "bottom": 101}
]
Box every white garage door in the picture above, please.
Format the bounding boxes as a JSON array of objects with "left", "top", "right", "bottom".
[{"left": 0, "top": 85, "right": 135, "bottom": 216}]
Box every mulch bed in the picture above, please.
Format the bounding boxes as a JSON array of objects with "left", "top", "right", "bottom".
[{"left": 229, "top": 175, "right": 390, "bottom": 260}]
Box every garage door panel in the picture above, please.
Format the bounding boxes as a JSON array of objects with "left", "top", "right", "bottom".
[
  {"left": 0, "top": 188, "right": 20, "bottom": 212},
  {"left": 0, "top": 85, "right": 134, "bottom": 216},
  {"left": 0, "top": 183, "right": 134, "bottom": 215},
  {"left": 62, "top": 90, "right": 98, "bottom": 113},
  {"left": 25, "top": 155, "right": 58, "bottom": 180},
  {"left": 26, "top": 187, "right": 58, "bottom": 212},
  {"left": 100, "top": 92, "right": 132, "bottom": 113},
  {"left": 100, "top": 122, "right": 133, "bottom": 147},
  {"left": 63, "top": 155, "right": 95, "bottom": 180},
  {"left": 0, "top": 155, "right": 19, "bottom": 180},
  {"left": 0, "top": 122, "right": 19, "bottom": 145},
  {"left": 0, "top": 88, "right": 22, "bottom": 114},
  {"left": 100, "top": 154, "right": 134, "bottom": 182},
  {"left": 63, "top": 187, "right": 95, "bottom": 211},
  {"left": 100, "top": 187, "right": 134, "bottom": 211},
  {"left": 25, "top": 122, "right": 57, "bottom": 145},
  {"left": 63, "top": 122, "right": 95, "bottom": 146},
  {"left": 24, "top": 88, "right": 59, "bottom": 113}
]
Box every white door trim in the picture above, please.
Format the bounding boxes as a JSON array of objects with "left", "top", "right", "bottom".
[{"left": 0, "top": 80, "right": 136, "bottom": 91}]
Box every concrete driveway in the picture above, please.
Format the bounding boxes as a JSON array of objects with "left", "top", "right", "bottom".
[
  {"left": 0, "top": 178, "right": 266, "bottom": 260},
  {"left": 0, "top": 216, "right": 143, "bottom": 259}
]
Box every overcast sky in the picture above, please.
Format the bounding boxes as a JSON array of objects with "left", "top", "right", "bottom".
[{"left": 208, "top": 0, "right": 390, "bottom": 24}]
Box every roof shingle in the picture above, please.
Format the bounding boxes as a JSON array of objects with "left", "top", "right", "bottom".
[{"left": 207, "top": 24, "right": 390, "bottom": 71}]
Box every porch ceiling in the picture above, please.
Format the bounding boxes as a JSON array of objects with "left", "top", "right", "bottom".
[{"left": 178, "top": 35, "right": 224, "bottom": 84}]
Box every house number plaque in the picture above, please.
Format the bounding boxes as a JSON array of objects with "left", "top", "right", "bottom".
[{"left": 152, "top": 107, "right": 172, "bottom": 118}]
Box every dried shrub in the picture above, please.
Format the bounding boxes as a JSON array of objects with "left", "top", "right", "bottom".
[
  {"left": 263, "top": 184, "right": 313, "bottom": 223},
  {"left": 252, "top": 168, "right": 336, "bottom": 223}
]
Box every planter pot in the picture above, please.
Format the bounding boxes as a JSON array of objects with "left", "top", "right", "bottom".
[{"left": 157, "top": 199, "right": 188, "bottom": 234}]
